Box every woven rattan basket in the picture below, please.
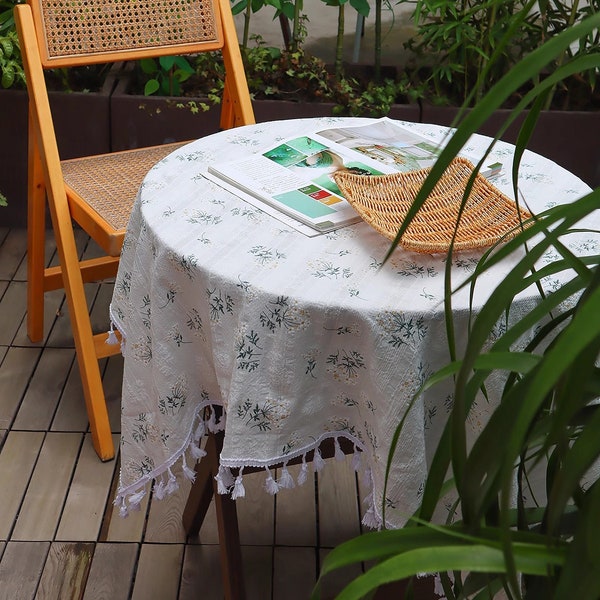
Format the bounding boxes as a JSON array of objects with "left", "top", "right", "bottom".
[{"left": 333, "top": 157, "right": 532, "bottom": 254}]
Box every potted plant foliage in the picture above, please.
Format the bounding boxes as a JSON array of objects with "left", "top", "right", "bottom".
[
  {"left": 314, "top": 4, "right": 600, "bottom": 599},
  {"left": 399, "top": 0, "right": 600, "bottom": 187}
]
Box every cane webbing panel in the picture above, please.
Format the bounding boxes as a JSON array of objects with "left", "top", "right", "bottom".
[
  {"left": 62, "top": 142, "right": 185, "bottom": 232},
  {"left": 334, "top": 157, "right": 533, "bottom": 254},
  {"left": 37, "top": 0, "right": 219, "bottom": 60}
]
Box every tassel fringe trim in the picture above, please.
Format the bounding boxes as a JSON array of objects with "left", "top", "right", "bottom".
[{"left": 115, "top": 430, "right": 382, "bottom": 528}]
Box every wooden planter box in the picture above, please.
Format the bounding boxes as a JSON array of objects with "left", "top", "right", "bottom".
[
  {"left": 0, "top": 77, "right": 114, "bottom": 227},
  {"left": 421, "top": 105, "right": 600, "bottom": 189},
  {"left": 110, "top": 81, "right": 421, "bottom": 151}
]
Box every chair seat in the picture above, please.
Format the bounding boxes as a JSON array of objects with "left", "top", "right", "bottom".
[{"left": 61, "top": 142, "right": 187, "bottom": 254}]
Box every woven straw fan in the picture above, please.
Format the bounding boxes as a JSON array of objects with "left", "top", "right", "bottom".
[{"left": 333, "top": 157, "right": 533, "bottom": 254}]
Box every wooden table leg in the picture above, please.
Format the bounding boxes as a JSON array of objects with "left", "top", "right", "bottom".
[
  {"left": 182, "top": 432, "right": 219, "bottom": 536},
  {"left": 183, "top": 430, "right": 246, "bottom": 600}
]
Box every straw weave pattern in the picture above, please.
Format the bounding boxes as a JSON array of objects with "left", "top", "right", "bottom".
[
  {"left": 333, "top": 157, "right": 533, "bottom": 254},
  {"left": 62, "top": 143, "right": 184, "bottom": 231},
  {"left": 40, "top": 0, "right": 218, "bottom": 58}
]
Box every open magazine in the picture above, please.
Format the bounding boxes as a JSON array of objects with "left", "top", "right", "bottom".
[{"left": 206, "top": 118, "right": 500, "bottom": 235}]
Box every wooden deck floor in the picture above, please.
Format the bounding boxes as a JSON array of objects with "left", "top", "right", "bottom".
[{"left": 0, "top": 226, "right": 438, "bottom": 600}]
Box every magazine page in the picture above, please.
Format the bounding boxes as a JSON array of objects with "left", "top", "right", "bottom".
[
  {"left": 313, "top": 117, "right": 444, "bottom": 172},
  {"left": 207, "top": 127, "right": 398, "bottom": 233},
  {"left": 313, "top": 118, "right": 503, "bottom": 179}
]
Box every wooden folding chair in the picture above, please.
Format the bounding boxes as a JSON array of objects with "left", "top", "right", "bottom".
[{"left": 15, "top": 0, "right": 255, "bottom": 461}]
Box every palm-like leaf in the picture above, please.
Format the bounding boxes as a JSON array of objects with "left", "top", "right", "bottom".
[{"left": 316, "top": 6, "right": 600, "bottom": 599}]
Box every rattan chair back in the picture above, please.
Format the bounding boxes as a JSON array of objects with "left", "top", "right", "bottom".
[{"left": 31, "top": 0, "right": 225, "bottom": 68}]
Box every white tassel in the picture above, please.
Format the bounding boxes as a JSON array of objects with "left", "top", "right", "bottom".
[
  {"left": 231, "top": 469, "right": 245, "bottom": 499},
  {"left": 207, "top": 408, "right": 218, "bottom": 432},
  {"left": 297, "top": 456, "right": 308, "bottom": 486},
  {"left": 193, "top": 419, "right": 206, "bottom": 442},
  {"left": 264, "top": 467, "right": 279, "bottom": 495},
  {"left": 312, "top": 447, "right": 325, "bottom": 472},
  {"left": 334, "top": 437, "right": 345, "bottom": 461},
  {"left": 106, "top": 323, "right": 119, "bottom": 345},
  {"left": 215, "top": 465, "right": 234, "bottom": 494},
  {"left": 116, "top": 496, "right": 128, "bottom": 518},
  {"left": 153, "top": 478, "right": 167, "bottom": 500},
  {"left": 351, "top": 447, "right": 361, "bottom": 472},
  {"left": 362, "top": 467, "right": 372, "bottom": 488},
  {"left": 127, "top": 488, "right": 146, "bottom": 512},
  {"left": 361, "top": 506, "right": 380, "bottom": 529},
  {"left": 165, "top": 467, "right": 179, "bottom": 494},
  {"left": 278, "top": 464, "right": 295, "bottom": 489},
  {"left": 190, "top": 441, "right": 207, "bottom": 460},
  {"left": 182, "top": 455, "right": 196, "bottom": 482}
]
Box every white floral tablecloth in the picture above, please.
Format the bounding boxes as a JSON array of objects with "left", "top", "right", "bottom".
[{"left": 110, "top": 117, "right": 594, "bottom": 527}]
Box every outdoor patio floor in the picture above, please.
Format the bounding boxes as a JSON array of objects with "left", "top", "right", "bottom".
[{"left": 0, "top": 226, "right": 435, "bottom": 599}]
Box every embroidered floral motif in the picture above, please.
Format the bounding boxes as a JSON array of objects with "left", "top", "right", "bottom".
[
  {"left": 206, "top": 287, "right": 235, "bottom": 321},
  {"left": 236, "top": 329, "right": 262, "bottom": 371}
]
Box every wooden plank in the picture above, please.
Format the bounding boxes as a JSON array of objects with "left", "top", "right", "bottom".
[
  {"left": 275, "top": 463, "right": 317, "bottom": 546},
  {"left": 178, "top": 544, "right": 222, "bottom": 600},
  {"left": 12, "top": 432, "right": 82, "bottom": 541},
  {"left": 272, "top": 546, "right": 316, "bottom": 600},
  {"left": 45, "top": 231, "right": 109, "bottom": 349},
  {"left": 198, "top": 499, "right": 219, "bottom": 544},
  {"left": 179, "top": 544, "right": 272, "bottom": 600},
  {"left": 12, "top": 288, "right": 66, "bottom": 347},
  {"left": 319, "top": 548, "right": 363, "bottom": 600},
  {"left": 46, "top": 281, "right": 99, "bottom": 348},
  {"left": 101, "top": 354, "right": 123, "bottom": 434},
  {"left": 0, "top": 431, "right": 45, "bottom": 540},
  {"left": 0, "top": 228, "right": 27, "bottom": 281},
  {"left": 36, "top": 542, "right": 94, "bottom": 600},
  {"left": 317, "top": 456, "right": 361, "bottom": 547},
  {"left": 130, "top": 544, "right": 184, "bottom": 600},
  {"left": 0, "top": 347, "right": 41, "bottom": 429},
  {"left": 0, "top": 541, "right": 50, "bottom": 600},
  {"left": 100, "top": 462, "right": 149, "bottom": 543},
  {"left": 242, "top": 545, "right": 273, "bottom": 600},
  {"left": 51, "top": 357, "right": 103, "bottom": 432},
  {"left": 89, "top": 280, "right": 116, "bottom": 336},
  {"left": 55, "top": 433, "right": 120, "bottom": 541},
  {"left": 82, "top": 543, "right": 138, "bottom": 600},
  {"left": 0, "top": 281, "right": 26, "bottom": 345},
  {"left": 145, "top": 476, "right": 193, "bottom": 543},
  {"left": 12, "top": 347, "right": 75, "bottom": 431},
  {"left": 236, "top": 469, "right": 275, "bottom": 546}
]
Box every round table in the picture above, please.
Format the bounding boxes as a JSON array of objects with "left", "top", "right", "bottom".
[{"left": 111, "top": 117, "right": 593, "bottom": 528}]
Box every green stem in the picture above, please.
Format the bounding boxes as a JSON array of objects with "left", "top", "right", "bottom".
[
  {"left": 292, "top": 0, "right": 302, "bottom": 53},
  {"left": 374, "top": 0, "right": 382, "bottom": 81},
  {"left": 543, "top": 0, "right": 580, "bottom": 109},
  {"left": 242, "top": 0, "right": 251, "bottom": 51},
  {"left": 334, "top": 3, "right": 345, "bottom": 80}
]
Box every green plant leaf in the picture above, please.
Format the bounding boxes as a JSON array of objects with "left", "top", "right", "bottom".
[
  {"left": 139, "top": 58, "right": 157, "bottom": 75},
  {"left": 143, "top": 78, "right": 160, "bottom": 96},
  {"left": 333, "top": 543, "right": 565, "bottom": 600}
]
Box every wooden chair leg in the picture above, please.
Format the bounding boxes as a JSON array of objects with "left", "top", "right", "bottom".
[
  {"left": 49, "top": 201, "right": 114, "bottom": 461},
  {"left": 26, "top": 128, "right": 47, "bottom": 343},
  {"left": 74, "top": 347, "right": 115, "bottom": 461}
]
